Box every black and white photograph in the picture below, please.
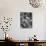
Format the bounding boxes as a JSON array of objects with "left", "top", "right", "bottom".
[{"left": 20, "top": 12, "right": 32, "bottom": 28}]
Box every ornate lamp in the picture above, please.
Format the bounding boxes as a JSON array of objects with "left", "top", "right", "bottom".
[{"left": 1, "top": 17, "right": 12, "bottom": 40}]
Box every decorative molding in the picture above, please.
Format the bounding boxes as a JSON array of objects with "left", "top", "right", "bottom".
[{"left": 29, "top": 0, "right": 43, "bottom": 8}]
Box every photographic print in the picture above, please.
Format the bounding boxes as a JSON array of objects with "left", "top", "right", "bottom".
[{"left": 20, "top": 12, "right": 32, "bottom": 28}]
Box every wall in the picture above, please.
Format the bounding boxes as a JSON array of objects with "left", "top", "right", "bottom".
[{"left": 0, "top": 0, "right": 46, "bottom": 40}]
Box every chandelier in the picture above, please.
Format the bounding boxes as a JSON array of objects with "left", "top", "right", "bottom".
[{"left": 29, "top": 0, "right": 44, "bottom": 8}]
